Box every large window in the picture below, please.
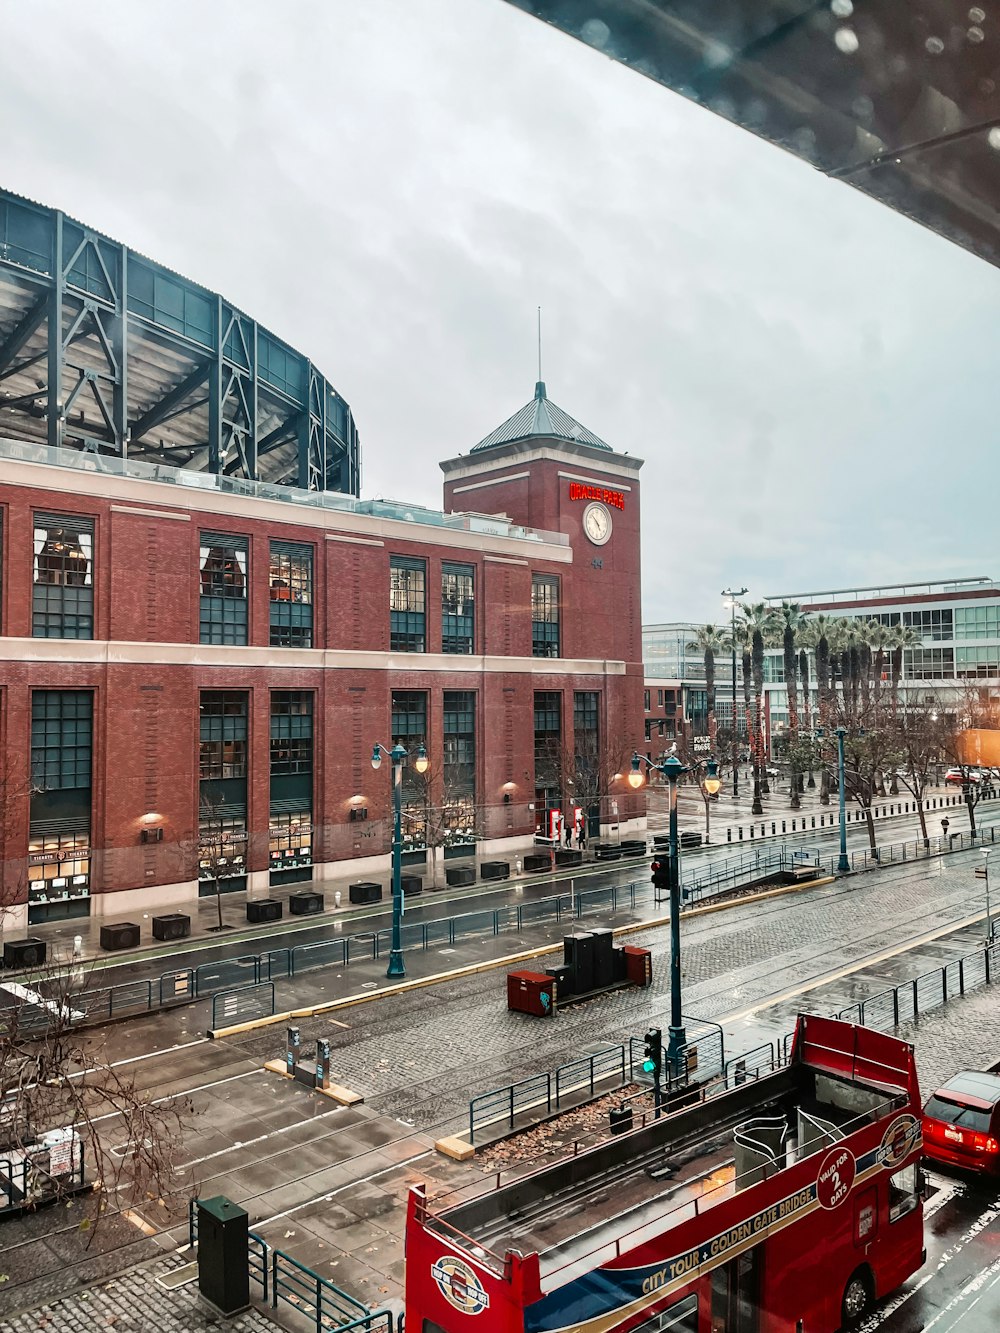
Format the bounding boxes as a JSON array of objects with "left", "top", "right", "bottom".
[
  {"left": 392, "top": 690, "right": 428, "bottom": 847},
  {"left": 199, "top": 691, "right": 248, "bottom": 889},
  {"left": 269, "top": 542, "right": 313, "bottom": 648},
  {"left": 534, "top": 690, "right": 562, "bottom": 819},
  {"left": 200, "top": 532, "right": 248, "bottom": 645},
  {"left": 442, "top": 563, "right": 474, "bottom": 654},
  {"left": 390, "top": 557, "right": 426, "bottom": 652},
  {"left": 904, "top": 647, "right": 956, "bottom": 680},
  {"left": 270, "top": 692, "right": 313, "bottom": 776},
  {"left": 956, "top": 605, "right": 1000, "bottom": 640},
  {"left": 29, "top": 690, "right": 93, "bottom": 920},
  {"left": 903, "top": 607, "right": 953, "bottom": 640},
  {"left": 31, "top": 689, "right": 92, "bottom": 790},
  {"left": 33, "top": 513, "right": 93, "bottom": 639},
  {"left": 531, "top": 575, "right": 560, "bottom": 658},
  {"left": 270, "top": 692, "right": 313, "bottom": 881},
  {"left": 957, "top": 646, "right": 1000, "bottom": 678},
  {"left": 443, "top": 691, "right": 476, "bottom": 836}
]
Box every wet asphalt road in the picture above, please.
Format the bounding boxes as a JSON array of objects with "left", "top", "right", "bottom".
[{"left": 867, "top": 1173, "right": 1000, "bottom": 1332}]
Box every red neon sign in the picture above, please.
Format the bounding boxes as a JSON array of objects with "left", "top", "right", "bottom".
[{"left": 568, "top": 481, "right": 625, "bottom": 510}]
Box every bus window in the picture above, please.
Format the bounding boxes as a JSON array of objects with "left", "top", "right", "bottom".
[
  {"left": 636, "top": 1293, "right": 698, "bottom": 1331},
  {"left": 889, "top": 1163, "right": 919, "bottom": 1222}
]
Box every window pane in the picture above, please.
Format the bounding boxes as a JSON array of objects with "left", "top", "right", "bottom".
[
  {"left": 391, "top": 558, "right": 426, "bottom": 652},
  {"left": 32, "top": 515, "right": 94, "bottom": 639},
  {"left": 270, "top": 542, "right": 313, "bottom": 647},
  {"left": 532, "top": 575, "right": 560, "bottom": 658},
  {"left": 442, "top": 563, "right": 474, "bottom": 654},
  {"left": 200, "top": 533, "right": 248, "bottom": 645}
]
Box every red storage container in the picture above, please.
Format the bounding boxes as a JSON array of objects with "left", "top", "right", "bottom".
[
  {"left": 622, "top": 945, "right": 653, "bottom": 987},
  {"left": 506, "top": 970, "right": 557, "bottom": 1017}
]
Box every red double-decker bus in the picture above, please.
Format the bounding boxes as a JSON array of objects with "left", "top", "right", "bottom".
[{"left": 406, "top": 1015, "right": 925, "bottom": 1332}]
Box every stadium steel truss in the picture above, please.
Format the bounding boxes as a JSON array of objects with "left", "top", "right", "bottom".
[{"left": 0, "top": 187, "right": 360, "bottom": 494}]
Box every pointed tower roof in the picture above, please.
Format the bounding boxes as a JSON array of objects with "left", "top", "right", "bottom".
[{"left": 471, "top": 382, "right": 612, "bottom": 452}]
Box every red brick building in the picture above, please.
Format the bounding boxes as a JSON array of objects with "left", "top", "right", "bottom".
[{"left": 0, "top": 382, "right": 643, "bottom": 929}]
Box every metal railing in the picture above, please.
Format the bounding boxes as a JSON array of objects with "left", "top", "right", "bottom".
[
  {"left": 188, "top": 1199, "right": 393, "bottom": 1332},
  {"left": 2, "top": 824, "right": 993, "bottom": 1038},
  {"left": 211, "top": 982, "right": 275, "bottom": 1029}
]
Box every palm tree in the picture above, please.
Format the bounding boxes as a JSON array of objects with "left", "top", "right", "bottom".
[
  {"left": 776, "top": 602, "right": 807, "bottom": 806},
  {"left": 888, "top": 623, "right": 922, "bottom": 706},
  {"left": 732, "top": 617, "right": 754, "bottom": 797},
  {"left": 741, "top": 601, "right": 777, "bottom": 813},
  {"left": 687, "top": 625, "right": 726, "bottom": 743},
  {"left": 812, "top": 615, "right": 844, "bottom": 805}
]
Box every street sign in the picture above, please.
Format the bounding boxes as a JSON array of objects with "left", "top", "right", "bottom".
[{"left": 975, "top": 867, "right": 988, "bottom": 878}]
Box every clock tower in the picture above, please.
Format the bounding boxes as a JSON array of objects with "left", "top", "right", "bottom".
[{"left": 439, "top": 380, "right": 643, "bottom": 667}]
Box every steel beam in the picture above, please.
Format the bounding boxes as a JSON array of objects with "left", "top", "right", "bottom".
[
  {"left": 47, "top": 212, "right": 63, "bottom": 449},
  {"left": 131, "top": 360, "right": 212, "bottom": 442},
  {"left": 0, "top": 290, "right": 49, "bottom": 379}
]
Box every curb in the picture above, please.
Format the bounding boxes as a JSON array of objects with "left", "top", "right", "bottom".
[{"left": 207, "top": 874, "right": 836, "bottom": 1040}]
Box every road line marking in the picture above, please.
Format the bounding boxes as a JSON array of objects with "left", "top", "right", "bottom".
[
  {"left": 253, "top": 1150, "right": 433, "bottom": 1227},
  {"left": 176, "top": 1106, "right": 345, "bottom": 1170},
  {"left": 90, "top": 1068, "right": 261, "bottom": 1124},
  {"left": 718, "top": 909, "right": 990, "bottom": 1022}
]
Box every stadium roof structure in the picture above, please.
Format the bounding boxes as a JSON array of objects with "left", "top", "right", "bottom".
[
  {"left": 472, "top": 380, "right": 612, "bottom": 451},
  {"left": 0, "top": 188, "right": 359, "bottom": 494},
  {"left": 501, "top": 1, "right": 1000, "bottom": 272}
]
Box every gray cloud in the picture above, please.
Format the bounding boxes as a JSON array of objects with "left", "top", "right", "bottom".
[{"left": 0, "top": 0, "right": 995, "bottom": 620}]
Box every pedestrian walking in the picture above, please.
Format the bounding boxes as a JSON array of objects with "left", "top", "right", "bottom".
[
  {"left": 578, "top": 824, "right": 587, "bottom": 852},
  {"left": 564, "top": 821, "right": 572, "bottom": 848}
]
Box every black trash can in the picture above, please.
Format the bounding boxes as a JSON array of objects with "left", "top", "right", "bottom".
[
  {"left": 196, "top": 1195, "right": 249, "bottom": 1315},
  {"left": 480, "top": 861, "right": 510, "bottom": 880}
]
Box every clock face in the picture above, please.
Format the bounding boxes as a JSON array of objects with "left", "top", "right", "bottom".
[{"left": 583, "top": 502, "right": 612, "bottom": 546}]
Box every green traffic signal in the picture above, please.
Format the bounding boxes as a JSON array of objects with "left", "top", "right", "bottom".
[{"left": 642, "top": 1058, "right": 656, "bottom": 1074}]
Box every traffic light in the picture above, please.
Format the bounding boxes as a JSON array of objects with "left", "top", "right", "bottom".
[
  {"left": 650, "top": 858, "right": 669, "bottom": 890},
  {"left": 643, "top": 1027, "right": 662, "bottom": 1078}
]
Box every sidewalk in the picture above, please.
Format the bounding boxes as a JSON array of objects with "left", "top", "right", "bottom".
[{"left": 0, "top": 1253, "right": 277, "bottom": 1333}]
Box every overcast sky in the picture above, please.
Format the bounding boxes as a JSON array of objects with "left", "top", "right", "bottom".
[{"left": 1, "top": 0, "right": 996, "bottom": 622}]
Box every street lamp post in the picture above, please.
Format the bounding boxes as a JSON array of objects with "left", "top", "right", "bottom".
[
  {"left": 701, "top": 756, "right": 721, "bottom": 844},
  {"left": 371, "top": 739, "right": 428, "bottom": 978},
  {"left": 982, "top": 848, "right": 993, "bottom": 942},
  {"left": 816, "top": 725, "right": 850, "bottom": 873},
  {"left": 722, "top": 587, "right": 747, "bottom": 797},
  {"left": 630, "top": 750, "right": 688, "bottom": 1074}
]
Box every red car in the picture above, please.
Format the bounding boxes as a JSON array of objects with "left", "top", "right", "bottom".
[
  {"left": 944, "top": 767, "right": 982, "bottom": 785},
  {"left": 922, "top": 1070, "right": 1000, "bottom": 1173}
]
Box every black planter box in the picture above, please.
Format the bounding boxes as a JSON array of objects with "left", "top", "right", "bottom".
[
  {"left": 3, "top": 938, "right": 46, "bottom": 970},
  {"left": 523, "top": 853, "right": 552, "bottom": 873},
  {"left": 619, "top": 840, "right": 647, "bottom": 857},
  {"left": 100, "top": 922, "right": 140, "bottom": 951},
  {"left": 554, "top": 849, "right": 582, "bottom": 867},
  {"left": 349, "top": 881, "right": 382, "bottom": 905},
  {"left": 480, "top": 861, "right": 510, "bottom": 880},
  {"left": 445, "top": 866, "right": 476, "bottom": 887},
  {"left": 247, "top": 898, "right": 283, "bottom": 924},
  {"left": 594, "top": 845, "right": 623, "bottom": 861},
  {"left": 400, "top": 875, "right": 422, "bottom": 896},
  {"left": 289, "top": 891, "right": 324, "bottom": 915},
  {"left": 152, "top": 913, "right": 190, "bottom": 942}
]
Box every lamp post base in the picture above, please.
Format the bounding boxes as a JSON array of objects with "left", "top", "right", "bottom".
[
  {"left": 837, "top": 854, "right": 850, "bottom": 873},
  {"left": 667, "top": 1024, "right": 687, "bottom": 1080},
  {"left": 386, "top": 950, "right": 406, "bottom": 979}
]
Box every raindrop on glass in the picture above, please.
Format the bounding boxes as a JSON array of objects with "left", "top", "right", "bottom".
[
  {"left": 580, "top": 18, "right": 610, "bottom": 49},
  {"left": 969, "top": 7, "right": 986, "bottom": 23},
  {"left": 925, "top": 35, "right": 945, "bottom": 55},
  {"left": 835, "top": 27, "right": 859, "bottom": 54},
  {"left": 987, "top": 127, "right": 1000, "bottom": 151},
  {"left": 831, "top": 0, "right": 853, "bottom": 16},
  {"left": 968, "top": 26, "right": 985, "bottom": 43}
]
